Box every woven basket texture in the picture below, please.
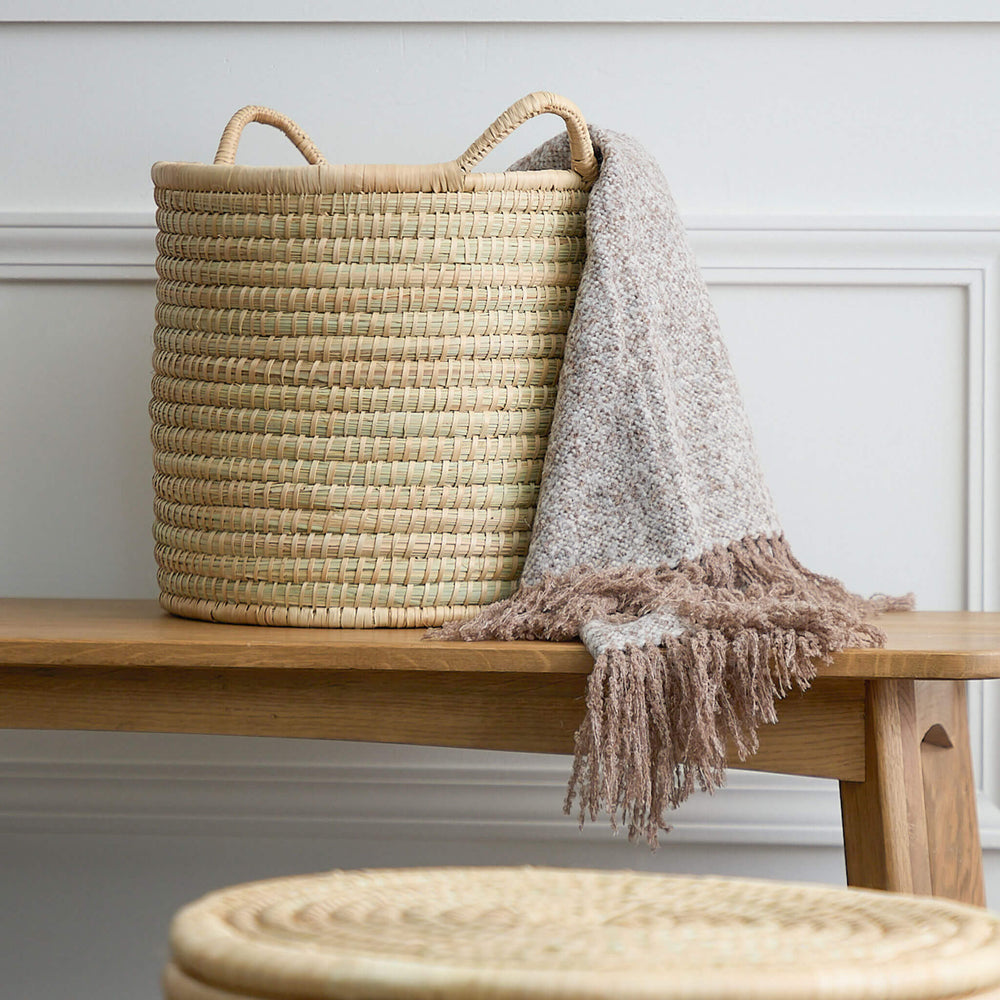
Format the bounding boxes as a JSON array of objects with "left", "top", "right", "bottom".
[
  {"left": 163, "top": 866, "right": 1000, "bottom": 1000},
  {"left": 151, "top": 93, "right": 595, "bottom": 626}
]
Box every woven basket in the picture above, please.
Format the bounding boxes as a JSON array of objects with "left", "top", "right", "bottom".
[
  {"left": 163, "top": 867, "right": 1000, "bottom": 1000},
  {"left": 151, "top": 92, "right": 597, "bottom": 627}
]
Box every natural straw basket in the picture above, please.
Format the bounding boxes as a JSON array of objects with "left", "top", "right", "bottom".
[
  {"left": 163, "top": 867, "right": 1000, "bottom": 1000},
  {"left": 151, "top": 92, "right": 598, "bottom": 627}
]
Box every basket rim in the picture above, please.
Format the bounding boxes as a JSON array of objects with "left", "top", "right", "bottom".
[{"left": 151, "top": 160, "right": 592, "bottom": 195}]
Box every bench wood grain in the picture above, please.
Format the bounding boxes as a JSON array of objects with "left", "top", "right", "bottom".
[{"left": 1, "top": 599, "right": 996, "bottom": 906}]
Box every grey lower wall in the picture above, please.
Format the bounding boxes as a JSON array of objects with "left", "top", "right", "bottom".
[{"left": 0, "top": 831, "right": 846, "bottom": 1000}]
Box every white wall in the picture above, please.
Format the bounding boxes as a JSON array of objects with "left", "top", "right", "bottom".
[{"left": 3, "top": 7, "right": 1000, "bottom": 998}]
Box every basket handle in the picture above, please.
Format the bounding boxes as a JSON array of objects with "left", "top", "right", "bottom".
[
  {"left": 456, "top": 91, "right": 599, "bottom": 183},
  {"left": 213, "top": 105, "right": 329, "bottom": 166}
]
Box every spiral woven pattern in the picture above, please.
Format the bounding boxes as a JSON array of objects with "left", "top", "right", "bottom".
[
  {"left": 164, "top": 867, "right": 1000, "bottom": 1000},
  {"left": 151, "top": 94, "right": 592, "bottom": 626}
]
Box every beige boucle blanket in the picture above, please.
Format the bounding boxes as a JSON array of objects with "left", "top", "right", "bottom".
[{"left": 436, "top": 127, "right": 911, "bottom": 846}]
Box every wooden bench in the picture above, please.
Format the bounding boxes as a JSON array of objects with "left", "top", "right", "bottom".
[{"left": 2, "top": 598, "right": 997, "bottom": 906}]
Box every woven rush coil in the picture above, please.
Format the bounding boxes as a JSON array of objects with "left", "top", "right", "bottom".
[
  {"left": 151, "top": 93, "right": 596, "bottom": 627},
  {"left": 164, "top": 866, "right": 1000, "bottom": 1000}
]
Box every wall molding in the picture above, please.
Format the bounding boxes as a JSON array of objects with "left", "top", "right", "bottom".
[
  {"left": 2, "top": 211, "right": 997, "bottom": 849},
  {"left": 1, "top": 749, "right": 997, "bottom": 848},
  {"left": 5, "top": 2, "right": 1000, "bottom": 24},
  {"left": 0, "top": 753, "right": 845, "bottom": 843},
  {"left": 0, "top": 214, "right": 154, "bottom": 281}
]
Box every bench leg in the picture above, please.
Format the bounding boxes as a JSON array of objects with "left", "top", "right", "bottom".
[
  {"left": 839, "top": 678, "right": 985, "bottom": 905},
  {"left": 913, "top": 679, "right": 986, "bottom": 905}
]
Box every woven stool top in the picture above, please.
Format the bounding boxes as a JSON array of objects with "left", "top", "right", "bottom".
[{"left": 166, "top": 867, "right": 1000, "bottom": 1000}]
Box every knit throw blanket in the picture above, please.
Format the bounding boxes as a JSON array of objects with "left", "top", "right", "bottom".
[{"left": 434, "top": 127, "right": 912, "bottom": 846}]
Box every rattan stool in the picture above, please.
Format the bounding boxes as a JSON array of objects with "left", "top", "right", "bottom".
[{"left": 163, "top": 867, "right": 1000, "bottom": 1000}]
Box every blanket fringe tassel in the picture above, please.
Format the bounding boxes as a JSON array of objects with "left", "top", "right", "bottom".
[
  {"left": 567, "top": 627, "right": 820, "bottom": 847},
  {"left": 432, "top": 532, "right": 914, "bottom": 847}
]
